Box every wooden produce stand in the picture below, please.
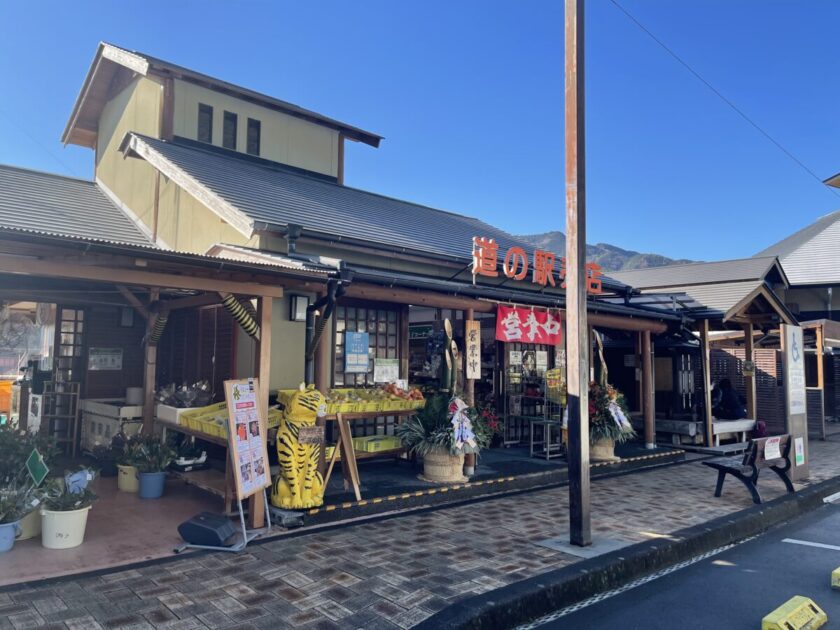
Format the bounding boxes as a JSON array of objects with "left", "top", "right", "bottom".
[
  {"left": 322, "top": 408, "right": 418, "bottom": 502},
  {"left": 156, "top": 417, "right": 236, "bottom": 514}
]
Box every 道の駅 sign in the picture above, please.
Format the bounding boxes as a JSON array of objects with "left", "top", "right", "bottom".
[
  {"left": 496, "top": 305, "right": 563, "bottom": 345},
  {"left": 471, "top": 237, "right": 604, "bottom": 294}
]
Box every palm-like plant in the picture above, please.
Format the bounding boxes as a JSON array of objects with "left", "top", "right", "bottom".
[{"left": 396, "top": 394, "right": 456, "bottom": 457}]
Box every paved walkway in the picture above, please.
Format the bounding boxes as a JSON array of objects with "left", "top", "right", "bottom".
[{"left": 2, "top": 439, "right": 839, "bottom": 630}]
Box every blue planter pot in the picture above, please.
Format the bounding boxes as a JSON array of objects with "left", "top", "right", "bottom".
[
  {"left": 0, "top": 520, "right": 21, "bottom": 552},
  {"left": 138, "top": 472, "right": 166, "bottom": 499}
]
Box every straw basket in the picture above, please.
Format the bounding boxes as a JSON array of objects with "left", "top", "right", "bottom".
[{"left": 420, "top": 446, "right": 467, "bottom": 484}]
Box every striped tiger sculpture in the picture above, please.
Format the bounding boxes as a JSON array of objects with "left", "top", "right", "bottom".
[{"left": 271, "top": 383, "right": 326, "bottom": 510}]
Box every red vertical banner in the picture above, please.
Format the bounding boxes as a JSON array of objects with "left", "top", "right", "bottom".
[{"left": 495, "top": 306, "right": 564, "bottom": 345}]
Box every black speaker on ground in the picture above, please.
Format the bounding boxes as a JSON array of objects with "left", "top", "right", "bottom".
[{"left": 178, "top": 512, "right": 237, "bottom": 547}]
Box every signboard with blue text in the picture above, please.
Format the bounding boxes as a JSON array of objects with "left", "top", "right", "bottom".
[{"left": 345, "top": 331, "right": 370, "bottom": 373}]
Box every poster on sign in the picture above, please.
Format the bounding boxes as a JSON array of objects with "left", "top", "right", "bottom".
[
  {"left": 496, "top": 306, "right": 563, "bottom": 345},
  {"left": 224, "top": 378, "right": 272, "bottom": 500}
]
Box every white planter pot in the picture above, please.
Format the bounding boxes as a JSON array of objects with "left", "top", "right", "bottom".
[
  {"left": 16, "top": 509, "right": 41, "bottom": 541},
  {"left": 41, "top": 506, "right": 91, "bottom": 549},
  {"left": 117, "top": 464, "right": 139, "bottom": 493}
]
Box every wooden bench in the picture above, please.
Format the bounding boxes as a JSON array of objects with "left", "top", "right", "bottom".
[{"left": 702, "top": 435, "right": 794, "bottom": 504}]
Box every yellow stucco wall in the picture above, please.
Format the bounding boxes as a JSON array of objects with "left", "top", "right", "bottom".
[
  {"left": 233, "top": 295, "right": 318, "bottom": 391},
  {"left": 172, "top": 79, "right": 339, "bottom": 178},
  {"left": 156, "top": 175, "right": 253, "bottom": 253},
  {"left": 95, "top": 77, "right": 162, "bottom": 230}
]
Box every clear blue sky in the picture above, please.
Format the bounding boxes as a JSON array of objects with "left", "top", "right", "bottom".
[{"left": 1, "top": 1, "right": 839, "bottom": 261}]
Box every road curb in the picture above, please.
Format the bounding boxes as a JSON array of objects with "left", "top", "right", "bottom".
[{"left": 418, "top": 475, "right": 840, "bottom": 630}]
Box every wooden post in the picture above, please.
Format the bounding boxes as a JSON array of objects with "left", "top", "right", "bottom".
[
  {"left": 465, "top": 308, "right": 475, "bottom": 407},
  {"left": 142, "top": 288, "right": 160, "bottom": 435},
  {"left": 743, "top": 323, "right": 757, "bottom": 420},
  {"left": 634, "top": 332, "right": 644, "bottom": 413},
  {"left": 642, "top": 330, "right": 654, "bottom": 449},
  {"left": 249, "top": 296, "right": 272, "bottom": 529},
  {"left": 565, "top": 0, "right": 590, "bottom": 547},
  {"left": 699, "top": 319, "right": 713, "bottom": 447},
  {"left": 315, "top": 292, "right": 330, "bottom": 476}
]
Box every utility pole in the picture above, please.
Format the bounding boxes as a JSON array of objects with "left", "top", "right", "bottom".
[{"left": 565, "top": 0, "right": 591, "bottom": 547}]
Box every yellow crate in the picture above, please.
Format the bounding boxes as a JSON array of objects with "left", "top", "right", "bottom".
[
  {"left": 353, "top": 435, "right": 402, "bottom": 452},
  {"left": 181, "top": 402, "right": 227, "bottom": 424},
  {"left": 359, "top": 401, "right": 382, "bottom": 413},
  {"left": 267, "top": 407, "right": 282, "bottom": 429}
]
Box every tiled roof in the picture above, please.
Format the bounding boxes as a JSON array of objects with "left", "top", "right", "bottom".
[{"left": 609, "top": 257, "right": 782, "bottom": 290}]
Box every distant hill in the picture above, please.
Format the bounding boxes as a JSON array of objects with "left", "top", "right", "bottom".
[{"left": 516, "top": 231, "right": 694, "bottom": 272}]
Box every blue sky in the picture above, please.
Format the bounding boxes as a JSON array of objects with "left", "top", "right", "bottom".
[{"left": 1, "top": 1, "right": 839, "bottom": 261}]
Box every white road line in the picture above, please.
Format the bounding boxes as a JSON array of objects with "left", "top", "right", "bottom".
[
  {"left": 516, "top": 537, "right": 755, "bottom": 629},
  {"left": 782, "top": 538, "right": 840, "bottom": 551},
  {"left": 823, "top": 491, "right": 840, "bottom": 504}
]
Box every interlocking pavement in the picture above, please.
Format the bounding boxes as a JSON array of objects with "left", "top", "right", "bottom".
[{"left": 2, "top": 439, "right": 839, "bottom": 629}]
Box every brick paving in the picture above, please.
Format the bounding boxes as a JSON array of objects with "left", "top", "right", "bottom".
[{"left": 2, "top": 438, "right": 839, "bottom": 629}]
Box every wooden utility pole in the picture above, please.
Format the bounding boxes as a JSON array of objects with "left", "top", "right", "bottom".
[{"left": 565, "top": 0, "right": 590, "bottom": 547}]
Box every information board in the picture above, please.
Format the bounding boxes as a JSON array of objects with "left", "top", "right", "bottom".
[
  {"left": 373, "top": 358, "right": 399, "bottom": 383},
  {"left": 224, "top": 378, "right": 272, "bottom": 500},
  {"left": 345, "top": 331, "right": 370, "bottom": 373},
  {"left": 88, "top": 347, "right": 123, "bottom": 371},
  {"left": 782, "top": 324, "right": 809, "bottom": 480}
]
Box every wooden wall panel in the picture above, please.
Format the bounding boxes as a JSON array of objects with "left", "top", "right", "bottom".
[{"left": 84, "top": 305, "right": 145, "bottom": 399}]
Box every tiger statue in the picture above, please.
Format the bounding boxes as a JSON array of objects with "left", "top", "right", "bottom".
[{"left": 271, "top": 383, "right": 326, "bottom": 510}]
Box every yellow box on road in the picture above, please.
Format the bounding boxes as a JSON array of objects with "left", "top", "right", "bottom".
[{"left": 762, "top": 596, "right": 827, "bottom": 630}]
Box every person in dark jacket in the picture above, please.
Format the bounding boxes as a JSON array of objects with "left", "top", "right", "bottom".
[{"left": 711, "top": 378, "right": 747, "bottom": 420}]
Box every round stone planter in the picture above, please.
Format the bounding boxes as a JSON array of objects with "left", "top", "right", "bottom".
[
  {"left": 420, "top": 446, "right": 467, "bottom": 484},
  {"left": 590, "top": 437, "right": 621, "bottom": 463}
]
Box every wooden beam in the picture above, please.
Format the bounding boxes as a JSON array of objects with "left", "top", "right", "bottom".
[
  {"left": 634, "top": 332, "right": 643, "bottom": 413},
  {"left": 162, "top": 292, "right": 221, "bottom": 311},
  {"left": 249, "top": 296, "right": 272, "bottom": 529},
  {"left": 0, "top": 256, "right": 284, "bottom": 298},
  {"left": 117, "top": 285, "right": 150, "bottom": 320},
  {"left": 699, "top": 319, "right": 714, "bottom": 446},
  {"left": 642, "top": 330, "right": 655, "bottom": 449},
  {"left": 337, "top": 134, "right": 345, "bottom": 185},
  {"left": 743, "top": 323, "right": 757, "bottom": 419},
  {"left": 142, "top": 289, "right": 160, "bottom": 435}
]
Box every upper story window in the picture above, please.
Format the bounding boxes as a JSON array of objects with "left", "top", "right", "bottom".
[
  {"left": 197, "top": 104, "right": 213, "bottom": 143},
  {"left": 247, "top": 118, "right": 261, "bottom": 156},
  {"left": 223, "top": 111, "right": 238, "bottom": 150}
]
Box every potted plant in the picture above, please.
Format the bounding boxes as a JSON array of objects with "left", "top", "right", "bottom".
[
  {"left": 132, "top": 435, "right": 176, "bottom": 499},
  {"left": 589, "top": 382, "right": 635, "bottom": 462},
  {"left": 91, "top": 444, "right": 119, "bottom": 477},
  {"left": 0, "top": 480, "right": 38, "bottom": 552},
  {"left": 0, "top": 422, "right": 57, "bottom": 540},
  {"left": 397, "top": 394, "right": 482, "bottom": 483},
  {"left": 113, "top": 433, "right": 140, "bottom": 493},
  {"left": 39, "top": 468, "right": 98, "bottom": 550}
]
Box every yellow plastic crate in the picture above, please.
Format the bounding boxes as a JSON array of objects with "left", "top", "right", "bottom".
[
  {"left": 352, "top": 435, "right": 402, "bottom": 452},
  {"left": 181, "top": 402, "right": 227, "bottom": 424}
]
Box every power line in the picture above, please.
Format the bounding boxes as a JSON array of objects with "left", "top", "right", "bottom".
[
  {"left": 608, "top": 0, "right": 840, "bottom": 198},
  {"left": 0, "top": 106, "right": 83, "bottom": 179}
]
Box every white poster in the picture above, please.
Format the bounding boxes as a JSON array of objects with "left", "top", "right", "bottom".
[
  {"left": 374, "top": 358, "right": 399, "bottom": 383},
  {"left": 784, "top": 325, "right": 806, "bottom": 416},
  {"left": 764, "top": 436, "right": 781, "bottom": 461},
  {"left": 509, "top": 351, "right": 522, "bottom": 366},
  {"left": 536, "top": 350, "right": 548, "bottom": 374}
]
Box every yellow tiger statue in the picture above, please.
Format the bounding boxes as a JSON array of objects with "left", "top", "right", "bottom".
[{"left": 271, "top": 383, "right": 326, "bottom": 510}]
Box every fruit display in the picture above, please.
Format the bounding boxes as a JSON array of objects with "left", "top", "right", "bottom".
[{"left": 280, "top": 385, "right": 426, "bottom": 414}]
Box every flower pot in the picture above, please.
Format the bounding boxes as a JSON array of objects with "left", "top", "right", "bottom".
[
  {"left": 138, "top": 471, "right": 166, "bottom": 499},
  {"left": 117, "top": 464, "right": 139, "bottom": 493},
  {"left": 0, "top": 521, "right": 20, "bottom": 553},
  {"left": 40, "top": 506, "right": 91, "bottom": 549},
  {"left": 463, "top": 452, "right": 476, "bottom": 477},
  {"left": 98, "top": 461, "right": 118, "bottom": 477},
  {"left": 590, "top": 437, "right": 621, "bottom": 463},
  {"left": 421, "top": 446, "right": 467, "bottom": 484},
  {"left": 16, "top": 509, "right": 41, "bottom": 541}
]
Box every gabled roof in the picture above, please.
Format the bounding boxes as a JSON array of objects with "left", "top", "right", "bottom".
[
  {"left": 62, "top": 42, "right": 382, "bottom": 148},
  {"left": 754, "top": 209, "right": 840, "bottom": 286},
  {"left": 0, "top": 164, "right": 153, "bottom": 246},
  {"left": 120, "top": 133, "right": 591, "bottom": 275},
  {"left": 609, "top": 257, "right": 795, "bottom": 326},
  {"left": 609, "top": 256, "right": 788, "bottom": 290},
  {"left": 206, "top": 243, "right": 336, "bottom": 275}
]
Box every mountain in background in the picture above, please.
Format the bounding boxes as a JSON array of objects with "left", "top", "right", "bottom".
[{"left": 516, "top": 231, "right": 694, "bottom": 272}]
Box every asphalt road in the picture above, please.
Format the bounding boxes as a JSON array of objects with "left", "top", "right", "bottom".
[{"left": 534, "top": 503, "right": 840, "bottom": 629}]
